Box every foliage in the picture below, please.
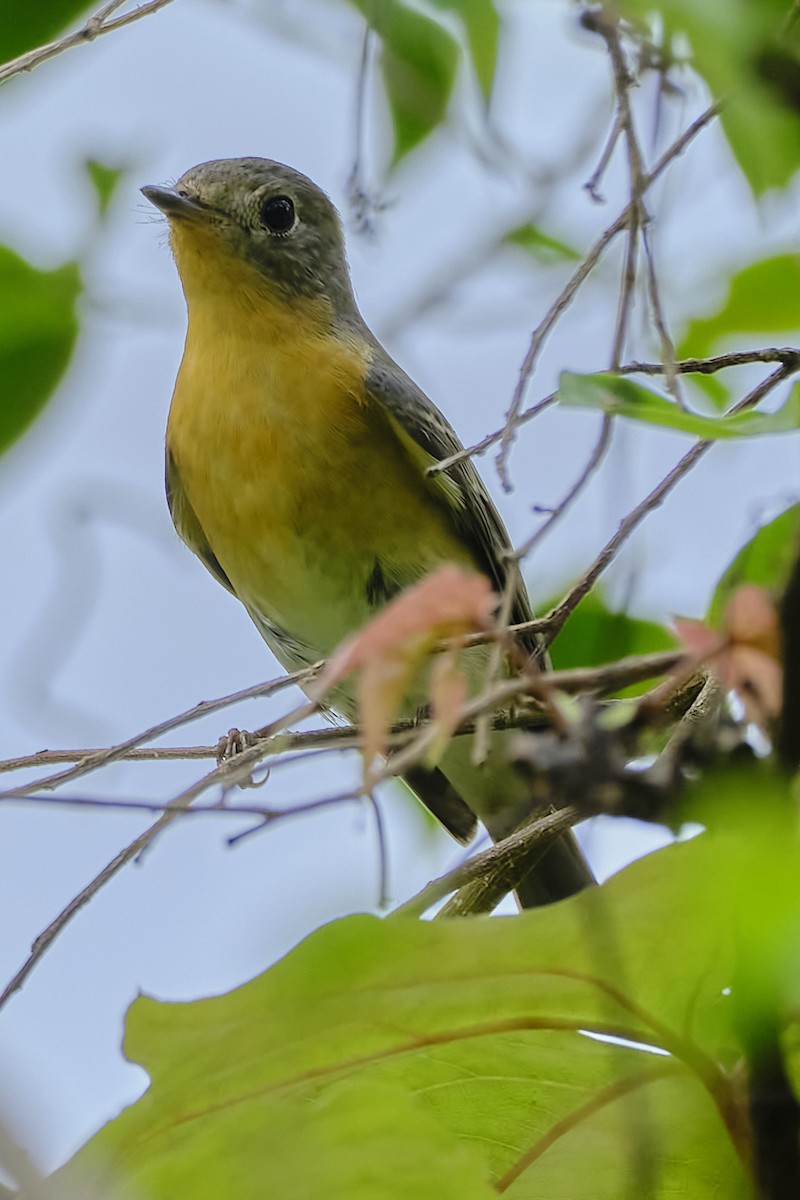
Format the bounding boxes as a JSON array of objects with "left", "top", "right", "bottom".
[
  {"left": 557, "top": 370, "right": 800, "bottom": 438},
  {"left": 0, "top": 247, "right": 80, "bottom": 455},
  {"left": 0, "top": 0, "right": 92, "bottom": 62},
  {"left": 59, "top": 792, "right": 800, "bottom": 1197},
  {"left": 709, "top": 504, "right": 800, "bottom": 624}
]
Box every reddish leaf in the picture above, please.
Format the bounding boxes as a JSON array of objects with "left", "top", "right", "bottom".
[{"left": 322, "top": 567, "right": 496, "bottom": 775}]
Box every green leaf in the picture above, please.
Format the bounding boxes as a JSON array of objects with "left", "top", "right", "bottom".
[
  {"left": 547, "top": 589, "right": 676, "bottom": 694},
  {"left": 677, "top": 255, "right": 800, "bottom": 410},
  {"left": 0, "top": 246, "right": 81, "bottom": 455},
  {"left": 680, "top": 256, "right": 800, "bottom": 362},
  {"left": 0, "top": 0, "right": 92, "bottom": 64},
  {"left": 55, "top": 835, "right": 764, "bottom": 1198},
  {"left": 558, "top": 370, "right": 800, "bottom": 439},
  {"left": 426, "top": 0, "right": 500, "bottom": 98},
  {"left": 617, "top": 0, "right": 800, "bottom": 194},
  {"left": 352, "top": 0, "right": 459, "bottom": 162},
  {"left": 85, "top": 158, "right": 126, "bottom": 218},
  {"left": 505, "top": 223, "right": 581, "bottom": 263},
  {"left": 708, "top": 503, "right": 800, "bottom": 625}
]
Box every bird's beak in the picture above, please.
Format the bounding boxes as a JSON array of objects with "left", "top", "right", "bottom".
[{"left": 141, "top": 184, "right": 208, "bottom": 221}]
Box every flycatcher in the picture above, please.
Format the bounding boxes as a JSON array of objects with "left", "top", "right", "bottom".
[{"left": 143, "top": 158, "right": 593, "bottom": 906}]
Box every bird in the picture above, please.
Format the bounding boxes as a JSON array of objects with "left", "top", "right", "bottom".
[{"left": 142, "top": 157, "right": 594, "bottom": 907}]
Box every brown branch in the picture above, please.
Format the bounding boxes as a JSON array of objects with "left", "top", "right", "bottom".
[
  {"left": 3, "top": 664, "right": 321, "bottom": 796},
  {"left": 514, "top": 413, "right": 614, "bottom": 560},
  {"left": 0, "top": 653, "right": 684, "bottom": 779},
  {"left": 0, "top": 0, "right": 175, "bottom": 87},
  {"left": 584, "top": 110, "right": 623, "bottom": 202},
  {"left": 0, "top": 807, "right": 175, "bottom": 1012},
  {"left": 619, "top": 348, "right": 800, "bottom": 376},
  {"left": 493, "top": 101, "right": 722, "bottom": 489},
  {"left": 642, "top": 222, "right": 684, "bottom": 406},
  {"left": 0, "top": 646, "right": 687, "bottom": 1010},
  {"left": 393, "top": 804, "right": 582, "bottom": 919},
  {"left": 429, "top": 345, "right": 800, "bottom": 478},
  {"left": 544, "top": 363, "right": 795, "bottom": 646}
]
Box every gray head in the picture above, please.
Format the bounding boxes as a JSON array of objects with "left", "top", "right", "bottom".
[{"left": 142, "top": 158, "right": 358, "bottom": 318}]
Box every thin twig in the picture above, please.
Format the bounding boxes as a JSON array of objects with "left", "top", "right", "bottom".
[
  {"left": 0, "top": 0, "right": 175, "bottom": 87},
  {"left": 584, "top": 110, "right": 623, "bottom": 202},
  {"left": 544, "top": 363, "right": 795, "bottom": 646},
  {"left": 0, "top": 649, "right": 684, "bottom": 781},
  {"left": 515, "top": 414, "right": 614, "bottom": 560},
  {"left": 4, "top": 665, "right": 321, "bottom": 797},
  {"left": 0, "top": 808, "right": 173, "bottom": 1012},
  {"left": 0, "top": 646, "right": 687, "bottom": 1010},
  {"left": 429, "top": 344, "right": 800, "bottom": 478},
  {"left": 493, "top": 101, "right": 721, "bottom": 488},
  {"left": 619, "top": 348, "right": 800, "bottom": 376},
  {"left": 392, "top": 804, "right": 582, "bottom": 918},
  {"left": 642, "top": 222, "right": 684, "bottom": 406}
]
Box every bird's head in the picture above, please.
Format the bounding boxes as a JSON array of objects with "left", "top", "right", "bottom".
[{"left": 142, "top": 158, "right": 357, "bottom": 324}]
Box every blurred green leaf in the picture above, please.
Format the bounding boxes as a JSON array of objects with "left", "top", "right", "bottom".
[
  {"left": 0, "top": 0, "right": 91, "bottom": 64},
  {"left": 57, "top": 836, "right": 760, "bottom": 1198},
  {"left": 678, "top": 255, "right": 800, "bottom": 410},
  {"left": 548, "top": 590, "right": 676, "bottom": 692},
  {"left": 0, "top": 246, "right": 81, "bottom": 455},
  {"left": 352, "top": 0, "right": 460, "bottom": 162},
  {"left": 85, "top": 158, "right": 125, "bottom": 217},
  {"left": 558, "top": 370, "right": 800, "bottom": 439},
  {"left": 617, "top": 0, "right": 800, "bottom": 194},
  {"left": 680, "top": 255, "right": 800, "bottom": 360},
  {"left": 426, "top": 0, "right": 500, "bottom": 98},
  {"left": 505, "top": 223, "right": 581, "bottom": 263},
  {"left": 708, "top": 503, "right": 800, "bottom": 625}
]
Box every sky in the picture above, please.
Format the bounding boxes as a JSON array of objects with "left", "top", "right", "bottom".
[{"left": 0, "top": 0, "right": 797, "bottom": 1176}]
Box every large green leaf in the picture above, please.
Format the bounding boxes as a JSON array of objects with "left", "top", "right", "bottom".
[
  {"left": 0, "top": 0, "right": 92, "bottom": 65},
  {"left": 0, "top": 246, "right": 81, "bottom": 455},
  {"left": 557, "top": 370, "right": 800, "bottom": 439},
  {"left": 617, "top": 0, "right": 800, "bottom": 194},
  {"left": 708, "top": 503, "right": 800, "bottom": 625},
  {"left": 54, "top": 829, "right": 777, "bottom": 1198},
  {"left": 351, "top": 0, "right": 460, "bottom": 162}
]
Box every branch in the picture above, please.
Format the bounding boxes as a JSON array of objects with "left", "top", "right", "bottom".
[
  {"left": 493, "top": 100, "right": 722, "bottom": 488},
  {"left": 428, "top": 345, "right": 800, "bottom": 478},
  {"left": 392, "top": 804, "right": 582, "bottom": 918},
  {"left": 544, "top": 363, "right": 796, "bottom": 646},
  {"left": 3, "top": 664, "right": 321, "bottom": 796},
  {"left": 619, "top": 348, "right": 800, "bottom": 376},
  {"left": 0, "top": 0, "right": 175, "bottom": 87},
  {"left": 0, "top": 652, "right": 683, "bottom": 780}
]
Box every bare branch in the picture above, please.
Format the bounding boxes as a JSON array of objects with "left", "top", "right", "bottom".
[
  {"left": 544, "top": 363, "right": 796, "bottom": 645},
  {"left": 515, "top": 414, "right": 614, "bottom": 560},
  {"left": 493, "top": 101, "right": 722, "bottom": 489},
  {"left": 0, "top": 0, "right": 175, "bottom": 87},
  {"left": 4, "top": 665, "right": 321, "bottom": 797},
  {"left": 393, "top": 804, "right": 582, "bottom": 918}
]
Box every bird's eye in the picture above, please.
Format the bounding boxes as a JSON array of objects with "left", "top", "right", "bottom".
[{"left": 259, "top": 195, "right": 295, "bottom": 234}]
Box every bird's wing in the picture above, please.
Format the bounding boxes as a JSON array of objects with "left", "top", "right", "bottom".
[
  {"left": 165, "top": 449, "right": 236, "bottom": 595},
  {"left": 364, "top": 352, "right": 541, "bottom": 658}
]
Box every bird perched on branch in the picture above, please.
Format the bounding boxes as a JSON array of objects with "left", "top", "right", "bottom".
[{"left": 143, "top": 157, "right": 594, "bottom": 907}]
